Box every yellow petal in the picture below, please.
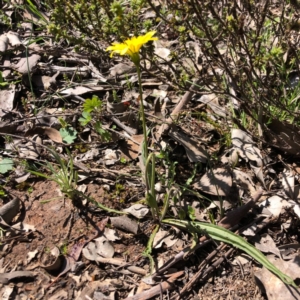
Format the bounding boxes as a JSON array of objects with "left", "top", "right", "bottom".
[{"left": 106, "top": 31, "right": 158, "bottom": 59}]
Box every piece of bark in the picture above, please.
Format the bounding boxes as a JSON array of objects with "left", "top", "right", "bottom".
[
  {"left": 0, "top": 196, "right": 20, "bottom": 224},
  {"left": 0, "top": 271, "right": 36, "bottom": 284},
  {"left": 110, "top": 216, "right": 139, "bottom": 234}
]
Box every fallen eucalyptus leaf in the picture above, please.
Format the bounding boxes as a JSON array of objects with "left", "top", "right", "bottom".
[
  {"left": 254, "top": 255, "right": 300, "bottom": 299},
  {"left": 194, "top": 167, "right": 232, "bottom": 196},
  {"left": 254, "top": 234, "right": 281, "bottom": 258},
  {"left": 26, "top": 127, "right": 62, "bottom": 143}
]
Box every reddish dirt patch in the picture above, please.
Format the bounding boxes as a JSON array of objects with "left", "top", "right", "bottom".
[{"left": 1, "top": 180, "right": 146, "bottom": 299}]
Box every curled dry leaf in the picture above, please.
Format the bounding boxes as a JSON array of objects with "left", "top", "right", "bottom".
[
  {"left": 0, "top": 84, "right": 17, "bottom": 117},
  {"left": 231, "top": 129, "right": 263, "bottom": 166},
  {"left": 123, "top": 204, "right": 149, "bottom": 219},
  {"left": 0, "top": 196, "right": 20, "bottom": 224},
  {"left": 119, "top": 134, "right": 143, "bottom": 160},
  {"left": 282, "top": 168, "right": 295, "bottom": 199},
  {"left": 11, "top": 222, "right": 36, "bottom": 232},
  {"left": 293, "top": 204, "right": 300, "bottom": 219},
  {"left": 241, "top": 223, "right": 258, "bottom": 237},
  {"left": 31, "top": 74, "right": 58, "bottom": 90},
  {"left": 109, "top": 62, "right": 135, "bottom": 76},
  {"left": 232, "top": 169, "right": 256, "bottom": 194},
  {"left": 231, "top": 129, "right": 265, "bottom": 184},
  {"left": 221, "top": 148, "right": 239, "bottom": 166},
  {"left": 40, "top": 246, "right": 63, "bottom": 272},
  {"left": 154, "top": 40, "right": 171, "bottom": 61},
  {"left": 103, "top": 149, "right": 120, "bottom": 166},
  {"left": 19, "top": 135, "right": 42, "bottom": 159},
  {"left": 104, "top": 228, "right": 120, "bottom": 242},
  {"left": 95, "top": 236, "right": 115, "bottom": 258},
  {"left": 59, "top": 85, "right": 104, "bottom": 96},
  {"left": 0, "top": 285, "right": 14, "bottom": 300},
  {"left": 153, "top": 230, "right": 177, "bottom": 249},
  {"left": 26, "top": 249, "right": 38, "bottom": 264},
  {"left": 0, "top": 271, "right": 36, "bottom": 284},
  {"left": 13, "top": 54, "right": 40, "bottom": 74},
  {"left": 197, "top": 93, "right": 227, "bottom": 117},
  {"left": 193, "top": 167, "right": 232, "bottom": 196}
]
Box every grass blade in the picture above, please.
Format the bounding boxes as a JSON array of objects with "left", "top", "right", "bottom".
[{"left": 162, "top": 218, "right": 297, "bottom": 288}]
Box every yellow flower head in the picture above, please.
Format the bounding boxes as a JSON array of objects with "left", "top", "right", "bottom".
[{"left": 106, "top": 31, "right": 158, "bottom": 60}]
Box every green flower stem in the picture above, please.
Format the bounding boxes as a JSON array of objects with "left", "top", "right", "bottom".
[
  {"left": 135, "top": 64, "right": 148, "bottom": 159},
  {"left": 135, "top": 61, "right": 158, "bottom": 220},
  {"left": 143, "top": 224, "right": 160, "bottom": 274}
]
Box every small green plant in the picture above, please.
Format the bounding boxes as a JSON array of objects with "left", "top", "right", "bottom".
[
  {"left": 29, "top": 149, "right": 78, "bottom": 200},
  {"left": 79, "top": 95, "right": 111, "bottom": 142},
  {"left": 60, "top": 243, "right": 68, "bottom": 255},
  {"left": 112, "top": 89, "right": 119, "bottom": 102},
  {"left": 44, "top": 246, "right": 51, "bottom": 254},
  {"left": 0, "top": 72, "right": 9, "bottom": 88},
  {"left": 0, "top": 186, "right": 6, "bottom": 197},
  {"left": 59, "top": 127, "right": 78, "bottom": 144},
  {"left": 78, "top": 111, "right": 92, "bottom": 126},
  {"left": 82, "top": 95, "right": 102, "bottom": 113},
  {"left": 58, "top": 117, "right": 78, "bottom": 144},
  {"left": 120, "top": 157, "right": 127, "bottom": 164},
  {"left": 0, "top": 157, "right": 14, "bottom": 174},
  {"left": 29, "top": 147, "right": 127, "bottom": 214},
  {"left": 115, "top": 183, "right": 125, "bottom": 196}
]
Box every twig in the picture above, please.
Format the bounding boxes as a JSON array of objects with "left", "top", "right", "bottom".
[
  {"left": 157, "top": 78, "right": 202, "bottom": 137},
  {"left": 124, "top": 271, "right": 184, "bottom": 300},
  {"left": 111, "top": 116, "right": 138, "bottom": 135}
]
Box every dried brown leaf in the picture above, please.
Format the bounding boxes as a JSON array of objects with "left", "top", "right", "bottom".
[
  {"left": 25, "top": 127, "right": 62, "bottom": 143},
  {"left": 194, "top": 167, "right": 232, "bottom": 196}
]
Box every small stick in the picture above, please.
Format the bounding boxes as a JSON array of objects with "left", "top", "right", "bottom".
[
  {"left": 124, "top": 271, "right": 184, "bottom": 300},
  {"left": 157, "top": 78, "right": 201, "bottom": 137}
]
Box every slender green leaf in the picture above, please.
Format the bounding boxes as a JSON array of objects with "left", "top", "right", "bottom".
[{"left": 162, "top": 218, "right": 298, "bottom": 288}]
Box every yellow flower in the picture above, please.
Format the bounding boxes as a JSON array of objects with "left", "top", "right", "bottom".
[{"left": 106, "top": 31, "right": 158, "bottom": 62}]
